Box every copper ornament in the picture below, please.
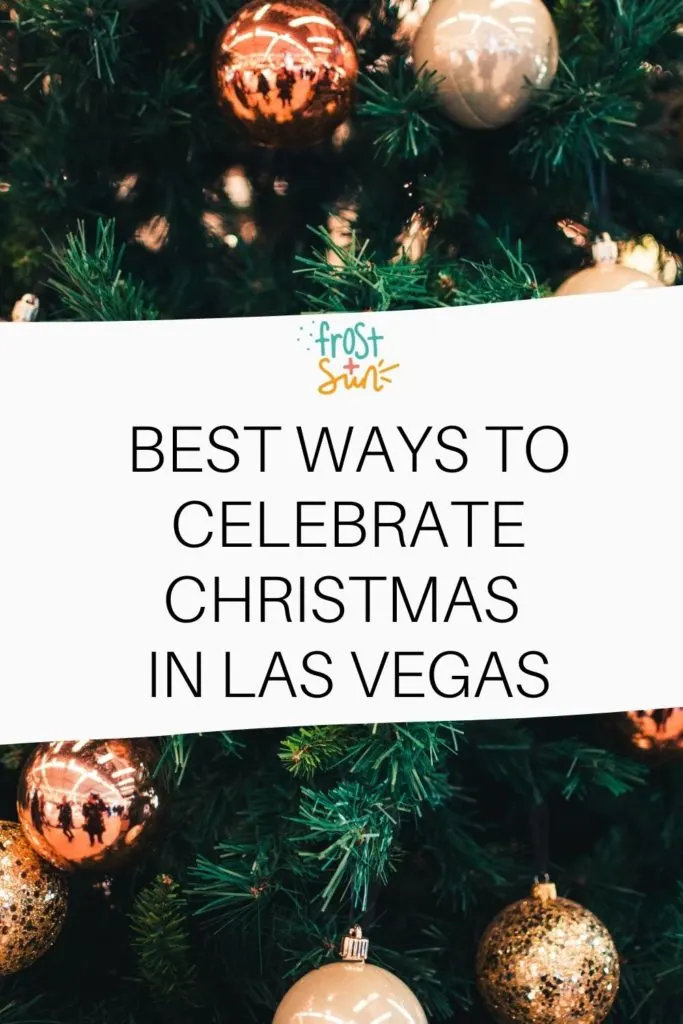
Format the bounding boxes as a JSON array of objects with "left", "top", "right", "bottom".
[
  {"left": 0, "top": 821, "right": 68, "bottom": 975},
  {"left": 620, "top": 708, "right": 683, "bottom": 756},
  {"left": 274, "top": 926, "right": 427, "bottom": 1024},
  {"left": 17, "top": 739, "right": 164, "bottom": 873},
  {"left": 476, "top": 881, "right": 620, "bottom": 1024},
  {"left": 412, "top": 0, "right": 558, "bottom": 129},
  {"left": 212, "top": 0, "right": 359, "bottom": 148}
]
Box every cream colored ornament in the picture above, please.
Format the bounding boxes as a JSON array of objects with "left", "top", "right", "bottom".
[
  {"left": 555, "top": 234, "right": 665, "bottom": 297},
  {"left": 412, "top": 0, "right": 558, "bottom": 129},
  {"left": 273, "top": 927, "right": 427, "bottom": 1024}
]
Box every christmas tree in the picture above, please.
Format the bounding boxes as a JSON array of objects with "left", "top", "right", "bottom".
[
  {"left": 0, "top": 716, "right": 682, "bottom": 1023},
  {"left": 0, "top": 0, "right": 681, "bottom": 319},
  {"left": 1, "top": 0, "right": 683, "bottom": 1021}
]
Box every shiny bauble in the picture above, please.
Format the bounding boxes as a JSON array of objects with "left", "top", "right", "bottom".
[
  {"left": 619, "top": 708, "right": 683, "bottom": 757},
  {"left": 412, "top": 0, "right": 558, "bottom": 129},
  {"left": 18, "top": 739, "right": 165, "bottom": 873},
  {"left": 274, "top": 928, "right": 426, "bottom": 1024},
  {"left": 555, "top": 263, "right": 665, "bottom": 296},
  {"left": 0, "top": 821, "right": 68, "bottom": 975},
  {"left": 476, "top": 881, "right": 619, "bottom": 1024},
  {"left": 213, "top": 0, "right": 359, "bottom": 148}
]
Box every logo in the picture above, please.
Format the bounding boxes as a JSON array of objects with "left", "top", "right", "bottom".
[{"left": 303, "top": 319, "right": 400, "bottom": 396}]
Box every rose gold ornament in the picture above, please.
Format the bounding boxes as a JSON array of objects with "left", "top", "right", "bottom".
[
  {"left": 0, "top": 821, "right": 68, "bottom": 975},
  {"left": 619, "top": 708, "right": 683, "bottom": 756},
  {"left": 213, "top": 0, "right": 359, "bottom": 148},
  {"left": 555, "top": 233, "right": 665, "bottom": 296},
  {"left": 412, "top": 0, "right": 558, "bottom": 129},
  {"left": 476, "top": 880, "right": 619, "bottom": 1024},
  {"left": 274, "top": 926, "right": 427, "bottom": 1024},
  {"left": 17, "top": 739, "right": 165, "bottom": 873}
]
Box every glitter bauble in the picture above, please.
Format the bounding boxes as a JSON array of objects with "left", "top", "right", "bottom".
[
  {"left": 476, "top": 881, "right": 619, "bottom": 1024},
  {"left": 274, "top": 927, "right": 427, "bottom": 1024},
  {"left": 412, "top": 0, "right": 558, "bottom": 129},
  {"left": 212, "top": 0, "right": 359, "bottom": 148},
  {"left": 0, "top": 821, "right": 68, "bottom": 975},
  {"left": 619, "top": 708, "right": 683, "bottom": 757},
  {"left": 17, "top": 739, "right": 165, "bottom": 873}
]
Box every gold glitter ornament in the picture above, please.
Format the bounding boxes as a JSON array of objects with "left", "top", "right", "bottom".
[
  {"left": 18, "top": 739, "right": 165, "bottom": 873},
  {"left": 274, "top": 926, "right": 427, "bottom": 1024},
  {"left": 476, "top": 880, "right": 620, "bottom": 1024},
  {"left": 212, "top": 0, "right": 359, "bottom": 149},
  {"left": 412, "top": 0, "right": 558, "bottom": 129},
  {"left": 0, "top": 821, "right": 68, "bottom": 975}
]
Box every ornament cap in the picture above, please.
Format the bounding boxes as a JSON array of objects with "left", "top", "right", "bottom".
[
  {"left": 340, "top": 925, "right": 369, "bottom": 962},
  {"left": 592, "top": 233, "right": 619, "bottom": 265},
  {"left": 531, "top": 879, "right": 557, "bottom": 901}
]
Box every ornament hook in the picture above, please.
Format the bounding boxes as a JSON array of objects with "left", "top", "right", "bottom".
[
  {"left": 340, "top": 925, "right": 369, "bottom": 962},
  {"left": 531, "top": 878, "right": 557, "bottom": 901},
  {"left": 592, "top": 232, "right": 619, "bottom": 265}
]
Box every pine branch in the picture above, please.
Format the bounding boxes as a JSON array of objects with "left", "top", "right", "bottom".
[
  {"left": 46, "top": 219, "right": 159, "bottom": 320},
  {"left": 0, "top": 997, "right": 54, "bottom": 1024},
  {"left": 12, "top": 0, "right": 129, "bottom": 87},
  {"left": 190, "top": 840, "right": 285, "bottom": 928},
  {"left": 538, "top": 741, "right": 649, "bottom": 799},
  {"left": 279, "top": 726, "right": 350, "bottom": 779},
  {"left": 416, "top": 164, "right": 471, "bottom": 220},
  {"left": 357, "top": 61, "right": 451, "bottom": 163},
  {"left": 0, "top": 744, "right": 29, "bottom": 771},
  {"left": 441, "top": 240, "right": 545, "bottom": 305},
  {"left": 341, "top": 723, "right": 458, "bottom": 810},
  {"left": 130, "top": 876, "right": 202, "bottom": 1012},
  {"left": 296, "top": 226, "right": 445, "bottom": 312},
  {"left": 293, "top": 782, "right": 401, "bottom": 911},
  {"left": 513, "top": 64, "right": 640, "bottom": 181}
]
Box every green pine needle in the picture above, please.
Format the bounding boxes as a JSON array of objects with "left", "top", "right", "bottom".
[
  {"left": 46, "top": 219, "right": 159, "bottom": 320},
  {"left": 130, "top": 876, "right": 201, "bottom": 1011}
]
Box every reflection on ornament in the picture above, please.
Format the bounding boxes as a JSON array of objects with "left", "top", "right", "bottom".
[
  {"left": 223, "top": 166, "right": 253, "bottom": 209},
  {"left": 621, "top": 708, "right": 683, "bottom": 755},
  {"left": 202, "top": 210, "right": 231, "bottom": 242},
  {"left": 558, "top": 219, "right": 590, "bottom": 247},
  {"left": 555, "top": 233, "right": 665, "bottom": 296},
  {"left": 391, "top": 0, "right": 431, "bottom": 43},
  {"left": 213, "top": 0, "right": 359, "bottom": 148},
  {"left": 274, "top": 926, "right": 427, "bottom": 1024},
  {"left": 395, "top": 211, "right": 431, "bottom": 262},
  {"left": 0, "top": 821, "right": 68, "bottom": 975},
  {"left": 18, "top": 739, "right": 165, "bottom": 873},
  {"left": 115, "top": 173, "right": 139, "bottom": 201},
  {"left": 476, "top": 880, "right": 619, "bottom": 1024},
  {"left": 134, "top": 215, "right": 170, "bottom": 252},
  {"left": 412, "top": 0, "right": 558, "bottom": 129},
  {"left": 620, "top": 235, "right": 679, "bottom": 285},
  {"left": 326, "top": 202, "right": 357, "bottom": 265}
]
